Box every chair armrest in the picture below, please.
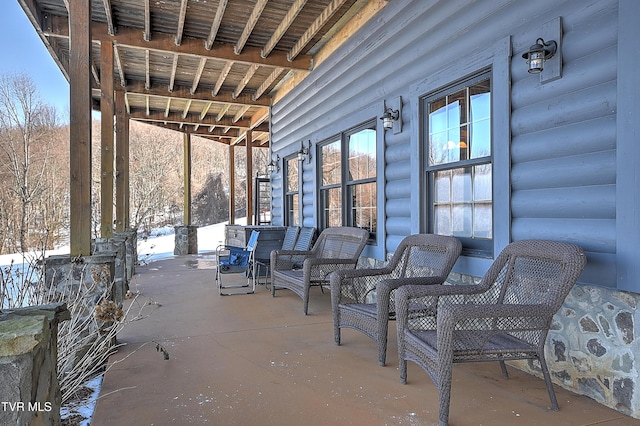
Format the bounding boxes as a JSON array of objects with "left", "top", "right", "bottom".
[
  {"left": 303, "top": 258, "right": 359, "bottom": 282},
  {"left": 271, "top": 249, "right": 314, "bottom": 270}
]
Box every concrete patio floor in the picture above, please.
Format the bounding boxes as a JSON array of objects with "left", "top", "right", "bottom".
[{"left": 91, "top": 253, "right": 637, "bottom": 426}]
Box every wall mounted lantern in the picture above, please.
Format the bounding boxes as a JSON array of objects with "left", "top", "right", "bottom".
[
  {"left": 297, "top": 140, "right": 312, "bottom": 163},
  {"left": 267, "top": 154, "right": 280, "bottom": 173},
  {"left": 380, "top": 108, "right": 400, "bottom": 130},
  {"left": 522, "top": 37, "right": 557, "bottom": 74}
]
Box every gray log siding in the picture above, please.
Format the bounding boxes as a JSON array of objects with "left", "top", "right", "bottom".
[{"left": 270, "top": 0, "right": 640, "bottom": 417}]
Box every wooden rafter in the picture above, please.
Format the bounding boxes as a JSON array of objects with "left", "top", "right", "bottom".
[
  {"left": 233, "top": 105, "right": 250, "bottom": 123},
  {"left": 175, "top": 0, "right": 188, "bottom": 46},
  {"left": 205, "top": 0, "right": 228, "bottom": 50},
  {"left": 143, "top": 0, "right": 150, "bottom": 41},
  {"left": 234, "top": 63, "right": 259, "bottom": 98},
  {"left": 213, "top": 61, "right": 233, "bottom": 96},
  {"left": 113, "top": 44, "right": 126, "bottom": 86},
  {"left": 235, "top": 0, "right": 268, "bottom": 55},
  {"left": 254, "top": 67, "right": 284, "bottom": 100},
  {"left": 200, "top": 101, "right": 213, "bottom": 120},
  {"left": 164, "top": 97, "right": 171, "bottom": 117},
  {"left": 102, "top": 0, "right": 115, "bottom": 36},
  {"left": 216, "top": 104, "right": 231, "bottom": 121},
  {"left": 289, "top": 0, "right": 348, "bottom": 61},
  {"left": 262, "top": 0, "right": 308, "bottom": 58},
  {"left": 128, "top": 110, "right": 253, "bottom": 128},
  {"left": 191, "top": 57, "right": 207, "bottom": 94},
  {"left": 145, "top": 49, "right": 150, "bottom": 89},
  {"left": 182, "top": 99, "right": 192, "bottom": 119},
  {"left": 168, "top": 53, "right": 179, "bottom": 92}
]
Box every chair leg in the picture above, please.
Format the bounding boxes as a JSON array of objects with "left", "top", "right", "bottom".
[
  {"left": 539, "top": 352, "right": 560, "bottom": 410},
  {"left": 437, "top": 362, "right": 453, "bottom": 426},
  {"left": 377, "top": 319, "right": 389, "bottom": 366},
  {"left": 399, "top": 358, "right": 407, "bottom": 384},
  {"left": 499, "top": 359, "right": 509, "bottom": 378}
]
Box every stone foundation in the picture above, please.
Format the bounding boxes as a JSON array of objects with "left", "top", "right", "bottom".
[
  {"left": 0, "top": 303, "right": 70, "bottom": 426},
  {"left": 174, "top": 225, "right": 198, "bottom": 255}
]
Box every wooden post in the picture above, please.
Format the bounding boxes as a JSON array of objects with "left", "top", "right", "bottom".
[
  {"left": 246, "top": 131, "right": 253, "bottom": 226},
  {"left": 100, "top": 40, "right": 114, "bottom": 238},
  {"left": 115, "top": 89, "right": 130, "bottom": 232},
  {"left": 228, "top": 144, "right": 235, "bottom": 224},
  {"left": 183, "top": 133, "right": 192, "bottom": 225},
  {"left": 69, "top": 0, "right": 92, "bottom": 256}
]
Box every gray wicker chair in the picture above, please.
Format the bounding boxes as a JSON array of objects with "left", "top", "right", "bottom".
[
  {"left": 396, "top": 240, "right": 587, "bottom": 426},
  {"left": 271, "top": 227, "right": 369, "bottom": 314},
  {"left": 330, "top": 234, "right": 461, "bottom": 366}
]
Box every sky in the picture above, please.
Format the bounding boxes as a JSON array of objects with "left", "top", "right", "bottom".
[{"left": 1, "top": 2, "right": 70, "bottom": 116}]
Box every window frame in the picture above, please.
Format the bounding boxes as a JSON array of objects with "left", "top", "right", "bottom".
[
  {"left": 283, "top": 155, "right": 301, "bottom": 226},
  {"left": 423, "top": 71, "right": 494, "bottom": 258},
  {"left": 318, "top": 120, "right": 378, "bottom": 243}
]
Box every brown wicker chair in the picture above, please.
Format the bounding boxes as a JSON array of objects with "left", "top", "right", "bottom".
[
  {"left": 330, "top": 234, "right": 461, "bottom": 366},
  {"left": 396, "top": 239, "right": 587, "bottom": 426},
  {"left": 271, "top": 227, "right": 369, "bottom": 315}
]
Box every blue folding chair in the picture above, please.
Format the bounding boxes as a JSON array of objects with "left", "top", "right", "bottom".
[{"left": 215, "top": 230, "right": 260, "bottom": 295}]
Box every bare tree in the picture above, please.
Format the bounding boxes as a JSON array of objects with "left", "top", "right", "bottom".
[{"left": 0, "top": 72, "right": 59, "bottom": 252}]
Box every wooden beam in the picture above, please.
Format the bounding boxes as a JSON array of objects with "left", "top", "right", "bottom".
[
  {"left": 145, "top": 121, "right": 240, "bottom": 137},
  {"left": 262, "top": 0, "right": 307, "bottom": 58},
  {"left": 102, "top": 0, "right": 115, "bottom": 36},
  {"left": 113, "top": 44, "right": 126, "bottom": 86},
  {"left": 228, "top": 145, "right": 235, "bottom": 224},
  {"left": 115, "top": 89, "right": 130, "bottom": 232},
  {"left": 216, "top": 104, "right": 230, "bottom": 121},
  {"left": 145, "top": 49, "right": 150, "bottom": 89},
  {"left": 288, "top": 0, "right": 348, "bottom": 61},
  {"left": 205, "top": 0, "right": 228, "bottom": 50},
  {"left": 128, "top": 110, "right": 250, "bottom": 128},
  {"left": 175, "top": 0, "right": 188, "bottom": 46},
  {"left": 254, "top": 67, "right": 284, "bottom": 100},
  {"left": 101, "top": 40, "right": 115, "bottom": 238},
  {"left": 191, "top": 57, "right": 207, "bottom": 94},
  {"left": 235, "top": 0, "right": 268, "bottom": 55},
  {"left": 234, "top": 63, "right": 259, "bottom": 98},
  {"left": 124, "top": 81, "right": 270, "bottom": 107},
  {"left": 169, "top": 53, "right": 179, "bottom": 92},
  {"left": 44, "top": 16, "right": 313, "bottom": 70},
  {"left": 213, "top": 61, "right": 233, "bottom": 96},
  {"left": 183, "top": 133, "right": 192, "bottom": 225},
  {"left": 182, "top": 99, "right": 192, "bottom": 119},
  {"left": 233, "top": 105, "right": 250, "bottom": 123},
  {"left": 246, "top": 130, "right": 253, "bottom": 225},
  {"left": 143, "top": 0, "right": 150, "bottom": 41},
  {"left": 69, "top": 0, "right": 92, "bottom": 256}
]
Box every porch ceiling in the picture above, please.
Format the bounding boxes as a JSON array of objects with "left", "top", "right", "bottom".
[{"left": 18, "top": 0, "right": 383, "bottom": 147}]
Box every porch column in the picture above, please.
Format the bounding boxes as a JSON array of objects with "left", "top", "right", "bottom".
[
  {"left": 229, "top": 144, "right": 235, "bottom": 224},
  {"left": 183, "top": 133, "right": 192, "bottom": 225},
  {"left": 115, "top": 89, "right": 130, "bottom": 232},
  {"left": 69, "top": 0, "right": 92, "bottom": 256},
  {"left": 246, "top": 131, "right": 253, "bottom": 225},
  {"left": 100, "top": 40, "right": 115, "bottom": 238}
]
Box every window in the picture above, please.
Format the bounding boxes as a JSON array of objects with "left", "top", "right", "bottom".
[
  {"left": 424, "top": 72, "right": 492, "bottom": 256},
  {"left": 319, "top": 121, "right": 377, "bottom": 239},
  {"left": 284, "top": 156, "right": 300, "bottom": 226}
]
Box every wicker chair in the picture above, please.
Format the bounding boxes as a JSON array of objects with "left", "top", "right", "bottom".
[
  {"left": 330, "top": 234, "right": 461, "bottom": 366},
  {"left": 396, "top": 240, "right": 587, "bottom": 426},
  {"left": 271, "top": 227, "right": 369, "bottom": 314}
]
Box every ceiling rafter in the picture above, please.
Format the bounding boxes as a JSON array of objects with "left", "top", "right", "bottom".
[
  {"left": 182, "top": 99, "right": 192, "bottom": 119},
  {"left": 235, "top": 0, "right": 268, "bottom": 55},
  {"left": 164, "top": 98, "right": 171, "bottom": 118},
  {"left": 205, "top": 0, "right": 228, "bottom": 50},
  {"left": 191, "top": 57, "right": 207, "bottom": 95},
  {"left": 143, "top": 0, "right": 150, "bottom": 41},
  {"left": 113, "top": 44, "right": 126, "bottom": 86},
  {"left": 129, "top": 110, "right": 252, "bottom": 128},
  {"left": 168, "top": 53, "right": 179, "bottom": 92},
  {"left": 145, "top": 49, "right": 150, "bottom": 89},
  {"left": 102, "top": 0, "right": 115, "bottom": 36},
  {"left": 233, "top": 105, "right": 250, "bottom": 123},
  {"left": 254, "top": 67, "right": 284, "bottom": 100},
  {"left": 200, "top": 101, "right": 213, "bottom": 120},
  {"left": 213, "top": 61, "right": 233, "bottom": 96},
  {"left": 216, "top": 104, "right": 231, "bottom": 121},
  {"left": 175, "top": 0, "right": 188, "bottom": 46},
  {"left": 262, "top": 0, "right": 308, "bottom": 58},
  {"left": 289, "top": 0, "right": 348, "bottom": 61},
  {"left": 234, "top": 63, "right": 259, "bottom": 99}
]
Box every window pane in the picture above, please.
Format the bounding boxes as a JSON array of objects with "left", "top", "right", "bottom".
[
  {"left": 469, "top": 81, "right": 491, "bottom": 159},
  {"left": 473, "top": 164, "right": 492, "bottom": 238},
  {"left": 287, "top": 193, "right": 299, "bottom": 226},
  {"left": 349, "top": 182, "right": 376, "bottom": 234},
  {"left": 321, "top": 187, "right": 342, "bottom": 228},
  {"left": 286, "top": 158, "right": 298, "bottom": 192},
  {"left": 321, "top": 140, "right": 341, "bottom": 185},
  {"left": 348, "top": 128, "right": 376, "bottom": 181}
]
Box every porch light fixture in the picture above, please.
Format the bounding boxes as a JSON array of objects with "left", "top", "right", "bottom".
[
  {"left": 267, "top": 155, "right": 280, "bottom": 173},
  {"left": 522, "top": 38, "right": 557, "bottom": 73},
  {"left": 380, "top": 107, "right": 399, "bottom": 130},
  {"left": 297, "top": 140, "right": 312, "bottom": 163}
]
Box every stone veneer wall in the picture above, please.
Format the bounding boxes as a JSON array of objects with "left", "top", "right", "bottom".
[
  {"left": 358, "top": 254, "right": 639, "bottom": 419},
  {"left": 0, "top": 303, "right": 70, "bottom": 426},
  {"left": 174, "top": 225, "right": 198, "bottom": 255}
]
